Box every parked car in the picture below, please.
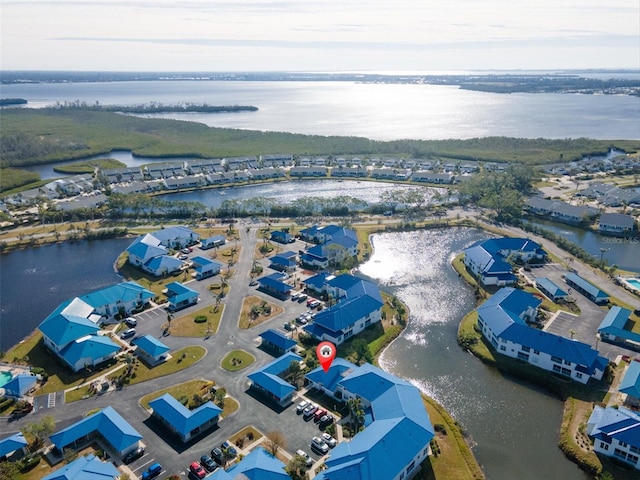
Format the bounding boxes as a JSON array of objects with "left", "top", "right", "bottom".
[
  {"left": 284, "top": 322, "right": 296, "bottom": 331},
  {"left": 120, "top": 328, "right": 136, "bottom": 339},
  {"left": 210, "top": 447, "right": 224, "bottom": 465},
  {"left": 290, "top": 292, "right": 300, "bottom": 301},
  {"left": 189, "top": 461, "right": 206, "bottom": 479},
  {"left": 295, "top": 449, "right": 313, "bottom": 467},
  {"left": 221, "top": 440, "right": 238, "bottom": 458},
  {"left": 296, "top": 400, "right": 309, "bottom": 414},
  {"left": 321, "top": 432, "right": 337, "bottom": 448},
  {"left": 200, "top": 455, "right": 217, "bottom": 472},
  {"left": 124, "top": 317, "right": 137, "bottom": 328},
  {"left": 181, "top": 248, "right": 192, "bottom": 254},
  {"left": 318, "top": 413, "right": 334, "bottom": 427},
  {"left": 122, "top": 446, "right": 145, "bottom": 464},
  {"left": 310, "top": 436, "right": 329, "bottom": 454},
  {"left": 297, "top": 293, "right": 308, "bottom": 303},
  {"left": 309, "top": 300, "right": 322, "bottom": 309},
  {"left": 141, "top": 463, "right": 162, "bottom": 480},
  {"left": 303, "top": 404, "right": 318, "bottom": 418},
  {"left": 178, "top": 254, "right": 189, "bottom": 261},
  {"left": 295, "top": 315, "right": 308, "bottom": 325},
  {"left": 313, "top": 408, "right": 327, "bottom": 422}
]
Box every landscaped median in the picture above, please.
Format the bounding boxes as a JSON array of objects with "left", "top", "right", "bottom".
[
  {"left": 221, "top": 350, "right": 255, "bottom": 372},
  {"left": 161, "top": 306, "right": 223, "bottom": 337}
]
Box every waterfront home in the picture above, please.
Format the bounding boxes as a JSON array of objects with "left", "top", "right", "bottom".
[
  {"left": 331, "top": 166, "right": 368, "bottom": 178},
  {"left": 260, "top": 153, "right": 293, "bottom": 167},
  {"left": 307, "top": 360, "right": 434, "bottom": 480},
  {"left": 142, "top": 254, "right": 184, "bottom": 277},
  {"left": 55, "top": 193, "right": 108, "bottom": 212},
  {"left": 524, "top": 196, "right": 557, "bottom": 216},
  {"left": 552, "top": 202, "right": 598, "bottom": 225},
  {"left": 49, "top": 406, "right": 143, "bottom": 458},
  {"left": 411, "top": 171, "right": 454, "bottom": 184},
  {"left": 208, "top": 447, "right": 290, "bottom": 480},
  {"left": 47, "top": 175, "right": 94, "bottom": 196},
  {"left": 620, "top": 360, "right": 640, "bottom": 407},
  {"left": 248, "top": 167, "right": 286, "bottom": 180},
  {"left": 191, "top": 256, "right": 222, "bottom": 280},
  {"left": 247, "top": 351, "right": 302, "bottom": 407},
  {"left": 148, "top": 393, "right": 222, "bottom": 443},
  {"left": 200, "top": 234, "right": 226, "bottom": 250},
  {"left": 148, "top": 226, "right": 199, "bottom": 249},
  {"left": 185, "top": 158, "right": 223, "bottom": 174},
  {"left": 38, "top": 298, "right": 121, "bottom": 372},
  {"left": 587, "top": 406, "right": 640, "bottom": 470},
  {"left": 127, "top": 228, "right": 197, "bottom": 276},
  {"left": 259, "top": 329, "right": 297, "bottom": 355},
  {"left": 165, "top": 282, "right": 199, "bottom": 311},
  {"left": 477, "top": 288, "right": 608, "bottom": 384},
  {"left": 101, "top": 166, "right": 144, "bottom": 184},
  {"left": 564, "top": 272, "right": 610, "bottom": 305},
  {"left": 598, "top": 212, "right": 636, "bottom": 236},
  {"left": 133, "top": 335, "right": 170, "bottom": 365},
  {"left": 164, "top": 175, "right": 206, "bottom": 190},
  {"left": 463, "top": 238, "right": 546, "bottom": 287},
  {"left": 269, "top": 252, "right": 297, "bottom": 273},
  {"left": 535, "top": 277, "right": 568, "bottom": 302},
  {"left": 289, "top": 166, "right": 328, "bottom": 177},
  {"left": 78, "top": 281, "right": 155, "bottom": 322},
  {"left": 0, "top": 432, "right": 27, "bottom": 461},
  {"left": 597, "top": 306, "right": 640, "bottom": 347},
  {"left": 303, "top": 274, "right": 383, "bottom": 345},
  {"left": 299, "top": 225, "right": 358, "bottom": 266},
  {"left": 257, "top": 272, "right": 293, "bottom": 299},
  {"left": 370, "top": 168, "right": 411, "bottom": 180},
  {"left": 42, "top": 453, "right": 120, "bottom": 480},
  {"left": 225, "top": 156, "right": 257, "bottom": 171}
]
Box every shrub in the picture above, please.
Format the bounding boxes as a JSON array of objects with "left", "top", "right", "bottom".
[
  {"left": 434, "top": 423, "right": 448, "bottom": 435},
  {"left": 194, "top": 314, "right": 208, "bottom": 323},
  {"left": 20, "top": 455, "right": 41, "bottom": 472}
]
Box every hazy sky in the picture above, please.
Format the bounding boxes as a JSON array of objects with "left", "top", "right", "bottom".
[{"left": 2, "top": 0, "right": 639, "bottom": 72}]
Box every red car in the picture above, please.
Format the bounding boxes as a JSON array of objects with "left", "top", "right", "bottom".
[{"left": 189, "top": 461, "right": 206, "bottom": 479}]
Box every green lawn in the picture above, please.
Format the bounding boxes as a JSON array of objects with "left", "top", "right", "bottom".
[
  {"left": 221, "top": 350, "right": 255, "bottom": 372},
  {"left": 162, "top": 305, "right": 223, "bottom": 337},
  {"left": 52, "top": 158, "right": 126, "bottom": 174}
]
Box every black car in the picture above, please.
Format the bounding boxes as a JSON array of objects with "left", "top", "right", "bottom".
[
  {"left": 200, "top": 454, "right": 217, "bottom": 473},
  {"left": 210, "top": 447, "right": 224, "bottom": 465},
  {"left": 123, "top": 446, "right": 145, "bottom": 464}
]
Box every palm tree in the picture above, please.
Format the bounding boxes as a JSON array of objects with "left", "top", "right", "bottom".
[{"left": 347, "top": 397, "right": 365, "bottom": 434}]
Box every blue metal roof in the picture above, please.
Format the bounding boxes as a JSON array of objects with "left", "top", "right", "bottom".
[
  {"left": 599, "top": 306, "right": 632, "bottom": 331},
  {"left": 259, "top": 329, "right": 296, "bottom": 351},
  {"left": 535, "top": 277, "right": 568, "bottom": 298},
  {"left": 328, "top": 275, "right": 383, "bottom": 303},
  {"left": 588, "top": 406, "right": 640, "bottom": 449},
  {"left": 166, "top": 282, "right": 198, "bottom": 304},
  {"left": 41, "top": 453, "right": 120, "bottom": 480},
  {"left": 477, "top": 287, "right": 540, "bottom": 335},
  {"left": 80, "top": 281, "right": 154, "bottom": 309},
  {"left": 312, "top": 295, "right": 383, "bottom": 334},
  {"left": 152, "top": 226, "right": 198, "bottom": 243},
  {"left": 474, "top": 237, "right": 544, "bottom": 256},
  {"left": 133, "top": 335, "right": 170, "bottom": 357},
  {"left": 306, "top": 358, "right": 358, "bottom": 392},
  {"left": 2, "top": 374, "right": 37, "bottom": 397},
  {"left": 144, "top": 254, "right": 183, "bottom": 273},
  {"left": 565, "top": 272, "right": 610, "bottom": 300},
  {"left": 38, "top": 298, "right": 100, "bottom": 347},
  {"left": 260, "top": 351, "right": 303, "bottom": 375},
  {"left": 303, "top": 273, "right": 331, "bottom": 290},
  {"left": 270, "top": 254, "right": 297, "bottom": 268},
  {"left": 258, "top": 274, "right": 293, "bottom": 293},
  {"left": 464, "top": 244, "right": 512, "bottom": 275},
  {"left": 201, "top": 235, "right": 226, "bottom": 247},
  {"left": 126, "top": 235, "right": 167, "bottom": 259},
  {"left": 59, "top": 335, "right": 120, "bottom": 368},
  {"left": 50, "top": 406, "right": 142, "bottom": 453},
  {"left": 620, "top": 361, "right": 640, "bottom": 399},
  {"left": 191, "top": 256, "right": 222, "bottom": 272},
  {"left": 313, "top": 361, "right": 434, "bottom": 480},
  {"left": 0, "top": 432, "right": 27, "bottom": 457},
  {"left": 271, "top": 231, "right": 292, "bottom": 242},
  {"left": 247, "top": 371, "right": 296, "bottom": 399},
  {"left": 224, "top": 447, "right": 290, "bottom": 480},
  {"left": 149, "top": 393, "right": 222, "bottom": 436}
]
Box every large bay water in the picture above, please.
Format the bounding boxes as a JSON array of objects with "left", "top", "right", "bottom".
[
  {"left": 359, "top": 229, "right": 589, "bottom": 480},
  {"left": 2, "top": 80, "right": 639, "bottom": 140}
]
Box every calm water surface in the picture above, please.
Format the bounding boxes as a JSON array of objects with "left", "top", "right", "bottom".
[
  {"left": 0, "top": 238, "right": 130, "bottom": 352},
  {"left": 359, "top": 229, "right": 589, "bottom": 480},
  {"left": 3, "top": 81, "right": 638, "bottom": 140}
]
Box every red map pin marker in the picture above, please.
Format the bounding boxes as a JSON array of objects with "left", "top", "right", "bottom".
[{"left": 316, "top": 341, "right": 336, "bottom": 373}]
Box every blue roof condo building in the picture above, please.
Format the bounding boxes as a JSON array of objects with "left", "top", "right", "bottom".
[
  {"left": 259, "top": 329, "right": 297, "bottom": 355},
  {"left": 299, "top": 225, "right": 358, "bottom": 268},
  {"left": 2, "top": 373, "right": 37, "bottom": 399},
  {"left": 303, "top": 274, "right": 384, "bottom": 345},
  {"left": 306, "top": 360, "right": 434, "bottom": 480},
  {"left": 126, "top": 226, "right": 199, "bottom": 276},
  {"left": 41, "top": 453, "right": 120, "bottom": 480},
  {"left": 477, "top": 288, "right": 609, "bottom": 384},
  {"left": 165, "top": 282, "right": 199, "bottom": 311},
  {"left": 191, "top": 256, "right": 223, "bottom": 280},
  {"left": 587, "top": 406, "right": 640, "bottom": 470},
  {"left": 148, "top": 393, "right": 222, "bottom": 443},
  {"left": 38, "top": 297, "right": 121, "bottom": 372},
  {"left": 207, "top": 447, "right": 290, "bottom": 480},
  {"left": 463, "top": 237, "right": 546, "bottom": 286},
  {"left": 269, "top": 251, "right": 298, "bottom": 273},
  {"left": 0, "top": 432, "right": 28, "bottom": 460},
  {"left": 79, "top": 281, "right": 155, "bottom": 323},
  {"left": 49, "top": 406, "right": 143, "bottom": 458},
  {"left": 535, "top": 277, "right": 568, "bottom": 303},
  {"left": 257, "top": 273, "right": 294, "bottom": 299},
  {"left": 270, "top": 230, "right": 293, "bottom": 244},
  {"left": 200, "top": 234, "right": 226, "bottom": 250},
  {"left": 133, "top": 335, "right": 170, "bottom": 365}
]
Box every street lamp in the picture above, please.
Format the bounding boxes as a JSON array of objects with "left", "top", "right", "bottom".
[{"left": 599, "top": 247, "right": 609, "bottom": 264}]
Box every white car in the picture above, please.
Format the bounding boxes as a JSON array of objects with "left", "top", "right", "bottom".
[
  {"left": 321, "top": 432, "right": 337, "bottom": 448},
  {"left": 310, "top": 436, "right": 329, "bottom": 454},
  {"left": 296, "top": 400, "right": 309, "bottom": 414},
  {"left": 295, "top": 450, "right": 313, "bottom": 467}
]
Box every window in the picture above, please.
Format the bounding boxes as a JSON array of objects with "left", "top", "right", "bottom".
[
  {"left": 576, "top": 373, "right": 583, "bottom": 379},
  {"left": 533, "top": 349, "right": 540, "bottom": 355},
  {"left": 500, "top": 345, "right": 507, "bottom": 351},
  {"left": 521, "top": 346, "right": 530, "bottom": 353},
  {"left": 600, "top": 442, "right": 609, "bottom": 450},
  {"left": 561, "top": 367, "right": 571, "bottom": 376},
  {"left": 551, "top": 355, "right": 563, "bottom": 364},
  {"left": 553, "top": 364, "right": 562, "bottom": 373},
  {"left": 517, "top": 352, "right": 529, "bottom": 361},
  {"left": 406, "top": 461, "right": 416, "bottom": 473},
  {"left": 564, "top": 359, "right": 571, "bottom": 366}
]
